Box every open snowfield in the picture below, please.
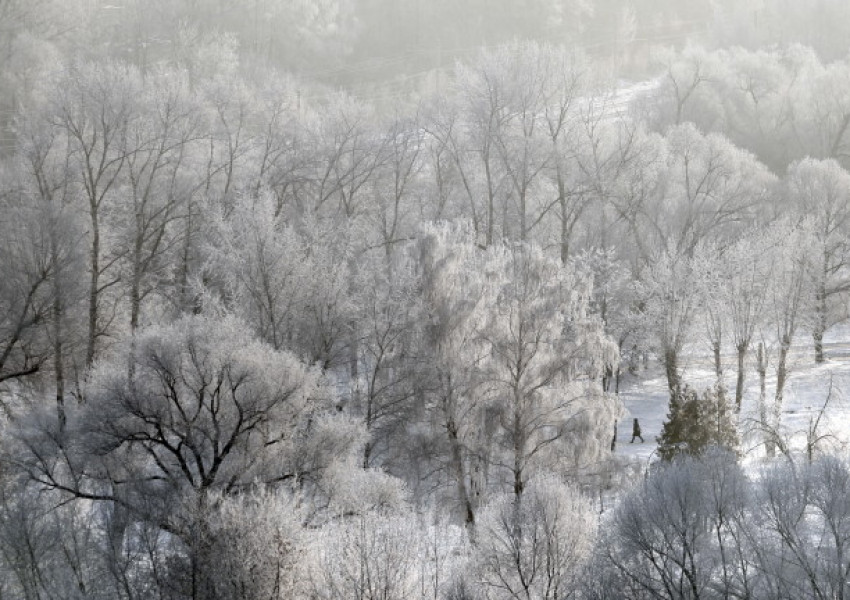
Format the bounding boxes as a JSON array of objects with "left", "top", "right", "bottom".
[{"left": 615, "top": 324, "right": 850, "bottom": 467}]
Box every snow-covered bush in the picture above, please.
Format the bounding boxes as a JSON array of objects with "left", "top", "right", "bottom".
[
  {"left": 307, "top": 510, "right": 424, "bottom": 600},
  {"left": 473, "top": 476, "right": 597, "bottom": 600},
  {"left": 189, "top": 489, "right": 306, "bottom": 600}
]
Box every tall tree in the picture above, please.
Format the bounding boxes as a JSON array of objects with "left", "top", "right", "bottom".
[
  {"left": 10, "top": 109, "right": 87, "bottom": 422},
  {"left": 760, "top": 219, "right": 818, "bottom": 456},
  {"left": 784, "top": 158, "right": 850, "bottom": 363},
  {"left": 637, "top": 250, "right": 699, "bottom": 397},
  {"left": 119, "top": 67, "right": 198, "bottom": 332},
  {"left": 479, "top": 241, "right": 619, "bottom": 499},
  {"left": 724, "top": 229, "right": 774, "bottom": 411},
  {"left": 43, "top": 61, "right": 141, "bottom": 368},
  {"left": 417, "top": 222, "right": 493, "bottom": 531},
  {"left": 15, "top": 314, "right": 367, "bottom": 597}
]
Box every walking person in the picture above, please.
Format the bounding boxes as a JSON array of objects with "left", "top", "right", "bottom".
[{"left": 630, "top": 418, "right": 644, "bottom": 443}]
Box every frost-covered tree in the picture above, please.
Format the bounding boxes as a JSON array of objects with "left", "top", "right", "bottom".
[
  {"left": 556, "top": 112, "right": 646, "bottom": 265},
  {"left": 538, "top": 48, "right": 592, "bottom": 263},
  {"left": 0, "top": 191, "right": 56, "bottom": 388},
  {"left": 760, "top": 220, "right": 818, "bottom": 456},
  {"left": 691, "top": 234, "right": 771, "bottom": 412},
  {"left": 86, "top": 315, "right": 350, "bottom": 499},
  {"left": 574, "top": 247, "right": 638, "bottom": 394},
  {"left": 589, "top": 450, "right": 850, "bottom": 599},
  {"left": 419, "top": 222, "right": 619, "bottom": 521},
  {"left": 473, "top": 476, "right": 596, "bottom": 600},
  {"left": 594, "top": 451, "right": 750, "bottom": 600},
  {"left": 208, "top": 194, "right": 308, "bottom": 352},
  {"left": 480, "top": 241, "right": 619, "bottom": 498},
  {"left": 371, "top": 112, "right": 423, "bottom": 266},
  {"left": 188, "top": 489, "right": 306, "bottom": 600},
  {"left": 39, "top": 61, "right": 143, "bottom": 368},
  {"left": 449, "top": 52, "right": 512, "bottom": 247},
  {"left": 10, "top": 104, "right": 88, "bottom": 421},
  {"left": 755, "top": 456, "right": 850, "bottom": 599},
  {"left": 649, "top": 44, "right": 721, "bottom": 128},
  {"left": 0, "top": 478, "right": 131, "bottom": 599},
  {"left": 301, "top": 93, "right": 386, "bottom": 219},
  {"left": 692, "top": 239, "right": 729, "bottom": 393},
  {"left": 652, "top": 124, "right": 773, "bottom": 258},
  {"left": 449, "top": 42, "right": 607, "bottom": 252},
  {"left": 636, "top": 250, "right": 700, "bottom": 397},
  {"left": 195, "top": 69, "right": 259, "bottom": 210},
  {"left": 417, "top": 221, "right": 494, "bottom": 530},
  {"left": 118, "top": 66, "right": 198, "bottom": 333},
  {"left": 350, "top": 255, "right": 423, "bottom": 469},
  {"left": 308, "top": 510, "right": 423, "bottom": 600},
  {"left": 209, "top": 195, "right": 358, "bottom": 369},
  {"left": 0, "top": 0, "right": 66, "bottom": 134},
  {"left": 641, "top": 45, "right": 850, "bottom": 172},
  {"left": 723, "top": 229, "right": 775, "bottom": 412},
  {"left": 609, "top": 123, "right": 774, "bottom": 276},
  {"left": 14, "top": 314, "right": 366, "bottom": 586},
  {"left": 784, "top": 158, "right": 850, "bottom": 363}
]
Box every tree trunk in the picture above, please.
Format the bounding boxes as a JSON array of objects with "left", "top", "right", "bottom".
[
  {"left": 713, "top": 340, "right": 724, "bottom": 402},
  {"left": 129, "top": 237, "right": 143, "bottom": 332},
  {"left": 106, "top": 494, "right": 129, "bottom": 588},
  {"left": 513, "top": 394, "right": 525, "bottom": 500},
  {"left": 813, "top": 280, "right": 827, "bottom": 363},
  {"left": 52, "top": 244, "right": 66, "bottom": 429},
  {"left": 664, "top": 346, "right": 681, "bottom": 398},
  {"left": 86, "top": 210, "right": 100, "bottom": 369},
  {"left": 178, "top": 198, "right": 195, "bottom": 313},
  {"left": 616, "top": 366, "right": 621, "bottom": 394},
  {"left": 611, "top": 421, "right": 617, "bottom": 452},
  {"left": 774, "top": 337, "right": 790, "bottom": 433},
  {"left": 757, "top": 343, "right": 772, "bottom": 457},
  {"left": 448, "top": 417, "right": 475, "bottom": 531},
  {"left": 443, "top": 383, "right": 475, "bottom": 535},
  {"left": 484, "top": 152, "right": 495, "bottom": 247},
  {"left": 558, "top": 174, "right": 569, "bottom": 264},
  {"left": 713, "top": 341, "right": 722, "bottom": 381},
  {"left": 735, "top": 343, "right": 747, "bottom": 414},
  {"left": 363, "top": 387, "right": 374, "bottom": 469}
]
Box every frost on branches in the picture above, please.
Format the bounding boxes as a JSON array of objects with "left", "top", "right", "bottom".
[{"left": 418, "top": 222, "right": 621, "bottom": 521}]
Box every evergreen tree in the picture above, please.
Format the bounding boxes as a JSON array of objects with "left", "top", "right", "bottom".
[{"left": 657, "top": 384, "right": 738, "bottom": 461}]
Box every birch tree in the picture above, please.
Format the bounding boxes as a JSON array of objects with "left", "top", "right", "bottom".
[
  {"left": 480, "top": 241, "right": 619, "bottom": 498},
  {"left": 417, "top": 222, "right": 493, "bottom": 531}
]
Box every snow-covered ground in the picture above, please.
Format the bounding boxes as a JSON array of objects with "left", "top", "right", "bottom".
[{"left": 614, "top": 324, "right": 850, "bottom": 467}]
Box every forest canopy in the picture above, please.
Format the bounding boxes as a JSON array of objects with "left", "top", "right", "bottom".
[{"left": 2, "top": 1, "right": 850, "bottom": 598}]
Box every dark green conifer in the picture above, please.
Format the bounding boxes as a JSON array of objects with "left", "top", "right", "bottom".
[{"left": 657, "top": 384, "right": 738, "bottom": 461}]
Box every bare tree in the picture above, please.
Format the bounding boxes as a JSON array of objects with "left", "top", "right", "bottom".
[
  {"left": 761, "top": 220, "right": 818, "bottom": 456},
  {"left": 784, "top": 158, "right": 850, "bottom": 363},
  {"left": 0, "top": 191, "right": 53, "bottom": 389},
  {"left": 46, "top": 61, "right": 140, "bottom": 368},
  {"left": 120, "top": 67, "right": 199, "bottom": 333},
  {"left": 474, "top": 476, "right": 596, "bottom": 600}
]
